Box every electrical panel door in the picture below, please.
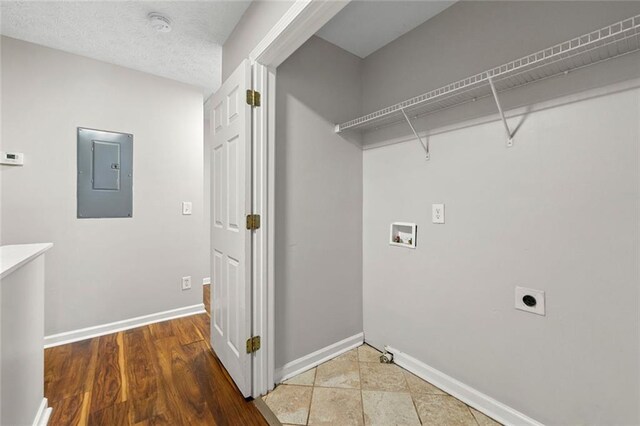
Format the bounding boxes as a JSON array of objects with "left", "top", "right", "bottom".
[{"left": 77, "top": 127, "right": 133, "bottom": 218}]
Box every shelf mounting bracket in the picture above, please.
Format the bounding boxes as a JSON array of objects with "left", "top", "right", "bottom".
[
  {"left": 400, "top": 108, "right": 429, "bottom": 160},
  {"left": 488, "top": 77, "right": 514, "bottom": 147}
]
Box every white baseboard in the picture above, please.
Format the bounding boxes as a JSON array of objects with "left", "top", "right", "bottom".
[
  {"left": 44, "top": 304, "right": 206, "bottom": 348},
  {"left": 274, "top": 332, "right": 364, "bottom": 383},
  {"left": 203, "top": 277, "right": 211, "bottom": 285},
  {"left": 32, "top": 398, "right": 51, "bottom": 426},
  {"left": 386, "top": 345, "right": 543, "bottom": 426}
]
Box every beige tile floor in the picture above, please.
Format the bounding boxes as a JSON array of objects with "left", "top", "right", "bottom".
[{"left": 262, "top": 344, "right": 502, "bottom": 426}]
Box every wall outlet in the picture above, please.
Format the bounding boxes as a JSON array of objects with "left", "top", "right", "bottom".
[
  {"left": 432, "top": 204, "right": 445, "bottom": 224},
  {"left": 515, "top": 286, "right": 545, "bottom": 316},
  {"left": 181, "top": 276, "right": 192, "bottom": 291},
  {"left": 182, "top": 201, "right": 193, "bottom": 215}
]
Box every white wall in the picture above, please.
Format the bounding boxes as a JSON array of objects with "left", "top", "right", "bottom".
[
  {"left": 360, "top": 2, "right": 640, "bottom": 424},
  {"left": 1, "top": 253, "right": 47, "bottom": 426},
  {"left": 275, "top": 36, "right": 363, "bottom": 368},
  {"left": 0, "top": 37, "right": 208, "bottom": 336}
]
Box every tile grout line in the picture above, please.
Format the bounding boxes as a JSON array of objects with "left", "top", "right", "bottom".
[
  {"left": 306, "top": 385, "right": 314, "bottom": 426},
  {"left": 306, "top": 367, "right": 317, "bottom": 425},
  {"left": 357, "top": 345, "right": 365, "bottom": 425},
  {"left": 410, "top": 391, "right": 424, "bottom": 424},
  {"left": 401, "top": 366, "right": 424, "bottom": 425},
  {"left": 467, "top": 405, "right": 481, "bottom": 426}
]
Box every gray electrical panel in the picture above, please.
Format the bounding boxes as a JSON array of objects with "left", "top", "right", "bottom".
[{"left": 77, "top": 127, "right": 133, "bottom": 218}]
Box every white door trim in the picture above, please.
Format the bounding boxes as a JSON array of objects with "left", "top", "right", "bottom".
[
  {"left": 249, "top": 0, "right": 349, "bottom": 69},
  {"left": 248, "top": 0, "right": 350, "bottom": 397},
  {"left": 250, "top": 62, "right": 272, "bottom": 397}
]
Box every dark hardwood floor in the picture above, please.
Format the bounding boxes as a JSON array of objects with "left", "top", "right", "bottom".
[{"left": 45, "top": 285, "right": 267, "bottom": 425}]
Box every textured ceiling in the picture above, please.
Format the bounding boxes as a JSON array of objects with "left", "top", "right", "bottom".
[
  {"left": 0, "top": 1, "right": 251, "bottom": 97},
  {"left": 316, "top": 0, "right": 456, "bottom": 58}
]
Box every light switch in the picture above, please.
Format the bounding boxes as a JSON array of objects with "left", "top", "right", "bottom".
[
  {"left": 1, "top": 152, "right": 24, "bottom": 166},
  {"left": 432, "top": 204, "right": 445, "bottom": 224},
  {"left": 182, "top": 202, "right": 193, "bottom": 215}
]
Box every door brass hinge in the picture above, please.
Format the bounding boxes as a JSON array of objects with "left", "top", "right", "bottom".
[
  {"left": 246, "top": 89, "right": 261, "bottom": 107},
  {"left": 246, "top": 214, "right": 261, "bottom": 230},
  {"left": 246, "top": 336, "right": 261, "bottom": 353}
]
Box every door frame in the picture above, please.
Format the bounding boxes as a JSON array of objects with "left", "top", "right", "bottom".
[{"left": 248, "top": 0, "right": 350, "bottom": 397}]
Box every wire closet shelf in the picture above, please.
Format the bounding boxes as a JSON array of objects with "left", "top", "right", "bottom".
[{"left": 334, "top": 14, "right": 640, "bottom": 134}]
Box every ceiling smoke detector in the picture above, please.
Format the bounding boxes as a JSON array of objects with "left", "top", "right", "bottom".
[{"left": 148, "top": 13, "right": 172, "bottom": 33}]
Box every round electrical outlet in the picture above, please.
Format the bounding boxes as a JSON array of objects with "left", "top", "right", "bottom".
[{"left": 522, "top": 295, "right": 537, "bottom": 307}]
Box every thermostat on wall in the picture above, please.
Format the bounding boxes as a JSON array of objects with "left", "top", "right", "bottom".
[{"left": 1, "top": 152, "right": 24, "bottom": 166}]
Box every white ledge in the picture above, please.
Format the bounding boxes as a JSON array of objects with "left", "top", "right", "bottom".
[{"left": 0, "top": 243, "right": 53, "bottom": 279}]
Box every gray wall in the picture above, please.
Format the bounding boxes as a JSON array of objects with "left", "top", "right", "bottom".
[
  {"left": 1, "top": 37, "right": 208, "bottom": 336},
  {"left": 222, "top": 0, "right": 294, "bottom": 81},
  {"left": 361, "top": 1, "right": 640, "bottom": 148},
  {"left": 275, "top": 36, "right": 363, "bottom": 368},
  {"left": 360, "top": 2, "right": 640, "bottom": 425},
  {"left": 362, "top": 1, "right": 640, "bottom": 115}
]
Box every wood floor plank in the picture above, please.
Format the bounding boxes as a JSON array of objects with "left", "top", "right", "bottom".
[
  {"left": 191, "top": 313, "right": 210, "bottom": 344},
  {"left": 182, "top": 339, "right": 266, "bottom": 426},
  {"left": 78, "top": 392, "right": 92, "bottom": 426},
  {"left": 83, "top": 339, "right": 100, "bottom": 392},
  {"left": 189, "top": 344, "right": 234, "bottom": 426},
  {"left": 117, "top": 332, "right": 128, "bottom": 403},
  {"left": 45, "top": 285, "right": 267, "bottom": 426},
  {"left": 88, "top": 400, "right": 131, "bottom": 426},
  {"left": 44, "top": 344, "right": 66, "bottom": 383},
  {"left": 203, "top": 284, "right": 211, "bottom": 315},
  {"left": 133, "top": 412, "right": 173, "bottom": 426},
  {"left": 172, "top": 316, "right": 205, "bottom": 346},
  {"left": 45, "top": 338, "right": 97, "bottom": 403},
  {"left": 90, "top": 333, "right": 125, "bottom": 413},
  {"left": 47, "top": 392, "right": 85, "bottom": 426},
  {"left": 149, "top": 336, "right": 194, "bottom": 425},
  {"left": 124, "top": 327, "right": 159, "bottom": 423},
  {"left": 148, "top": 320, "right": 175, "bottom": 341},
  {"left": 169, "top": 342, "right": 218, "bottom": 425}
]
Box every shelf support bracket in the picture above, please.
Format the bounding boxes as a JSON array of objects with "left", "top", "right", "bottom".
[
  {"left": 400, "top": 108, "right": 429, "bottom": 160},
  {"left": 488, "top": 77, "right": 514, "bottom": 147}
]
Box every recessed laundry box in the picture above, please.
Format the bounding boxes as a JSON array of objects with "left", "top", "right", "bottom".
[
  {"left": 390, "top": 222, "right": 417, "bottom": 248},
  {"left": 77, "top": 127, "right": 133, "bottom": 218}
]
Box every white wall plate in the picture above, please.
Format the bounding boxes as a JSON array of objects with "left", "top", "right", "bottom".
[
  {"left": 182, "top": 201, "right": 193, "bottom": 215},
  {"left": 515, "top": 286, "right": 545, "bottom": 316},
  {"left": 1, "top": 151, "right": 24, "bottom": 166},
  {"left": 432, "top": 203, "right": 445, "bottom": 224}
]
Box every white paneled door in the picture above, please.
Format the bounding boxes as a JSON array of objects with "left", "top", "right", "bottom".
[{"left": 210, "top": 59, "right": 252, "bottom": 397}]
